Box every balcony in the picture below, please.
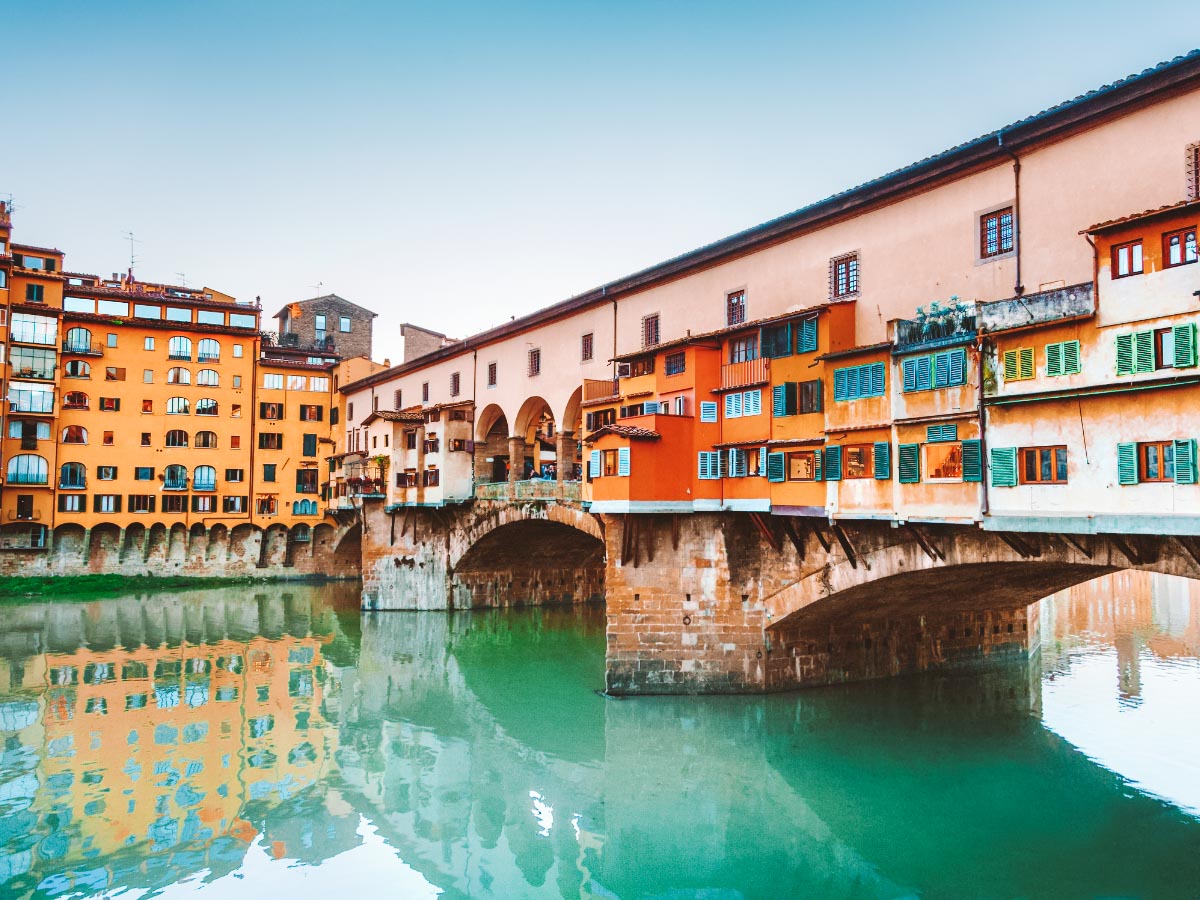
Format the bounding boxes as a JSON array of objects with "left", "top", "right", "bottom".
[
  {"left": 345, "top": 465, "right": 385, "bottom": 497},
  {"left": 583, "top": 378, "right": 619, "bottom": 403},
  {"left": 163, "top": 478, "right": 189, "bottom": 491},
  {"left": 62, "top": 341, "right": 104, "bottom": 357},
  {"left": 720, "top": 357, "right": 770, "bottom": 391},
  {"left": 58, "top": 480, "right": 86, "bottom": 490},
  {"left": 978, "top": 283, "right": 1094, "bottom": 334},
  {"left": 8, "top": 394, "right": 55, "bottom": 415},
  {"left": 193, "top": 480, "right": 216, "bottom": 492},
  {"left": 11, "top": 329, "right": 57, "bottom": 347},
  {"left": 6, "top": 473, "right": 48, "bottom": 486},
  {"left": 474, "top": 480, "right": 581, "bottom": 502}
]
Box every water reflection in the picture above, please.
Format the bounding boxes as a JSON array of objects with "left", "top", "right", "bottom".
[{"left": 0, "top": 574, "right": 1196, "bottom": 899}]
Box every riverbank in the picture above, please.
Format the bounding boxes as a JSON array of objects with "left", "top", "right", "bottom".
[{"left": 0, "top": 573, "right": 361, "bottom": 602}]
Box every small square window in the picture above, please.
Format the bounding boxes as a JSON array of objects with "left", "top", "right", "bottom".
[
  {"left": 231, "top": 436, "right": 241, "bottom": 449},
  {"left": 103, "top": 431, "right": 114, "bottom": 446},
  {"left": 106, "top": 333, "right": 118, "bottom": 348},
  {"left": 340, "top": 316, "right": 351, "bottom": 332},
  {"left": 144, "top": 337, "right": 155, "bottom": 350},
  {"left": 143, "top": 369, "right": 153, "bottom": 384},
  {"left": 233, "top": 375, "right": 242, "bottom": 388},
  {"left": 1163, "top": 227, "right": 1198, "bottom": 268},
  {"left": 233, "top": 344, "right": 244, "bottom": 358},
  {"left": 1112, "top": 240, "right": 1144, "bottom": 278},
  {"left": 726, "top": 291, "right": 746, "bottom": 327},
  {"left": 142, "top": 400, "right": 153, "bottom": 413},
  {"left": 831, "top": 254, "right": 859, "bottom": 297},
  {"left": 140, "top": 433, "right": 151, "bottom": 447},
  {"left": 581, "top": 333, "right": 594, "bottom": 362},
  {"left": 980, "top": 207, "right": 1014, "bottom": 259}
]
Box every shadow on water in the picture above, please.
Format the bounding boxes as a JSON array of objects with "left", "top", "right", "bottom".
[{"left": 0, "top": 575, "right": 1196, "bottom": 899}]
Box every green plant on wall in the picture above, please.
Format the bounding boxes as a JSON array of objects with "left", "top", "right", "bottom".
[{"left": 371, "top": 454, "right": 390, "bottom": 481}]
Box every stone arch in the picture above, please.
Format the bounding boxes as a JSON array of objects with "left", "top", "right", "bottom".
[
  {"left": 167, "top": 524, "right": 189, "bottom": 563},
  {"left": 333, "top": 522, "right": 361, "bottom": 556},
  {"left": 475, "top": 405, "right": 512, "bottom": 485},
  {"left": 559, "top": 384, "right": 584, "bottom": 436},
  {"left": 475, "top": 403, "right": 509, "bottom": 443},
  {"left": 206, "top": 524, "right": 229, "bottom": 562},
  {"left": 53, "top": 524, "right": 87, "bottom": 562},
  {"left": 259, "top": 523, "right": 289, "bottom": 568},
  {"left": 122, "top": 523, "right": 146, "bottom": 564},
  {"left": 284, "top": 524, "right": 312, "bottom": 566},
  {"left": 145, "top": 522, "right": 169, "bottom": 563},
  {"left": 513, "top": 395, "right": 554, "bottom": 441},
  {"left": 312, "top": 522, "right": 335, "bottom": 552},
  {"left": 229, "top": 524, "right": 259, "bottom": 565},
  {"left": 449, "top": 503, "right": 603, "bottom": 573},
  {"left": 87, "top": 523, "right": 122, "bottom": 570}
]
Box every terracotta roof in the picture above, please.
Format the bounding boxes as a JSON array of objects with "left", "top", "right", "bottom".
[
  {"left": 766, "top": 437, "right": 825, "bottom": 448},
  {"left": 361, "top": 409, "right": 424, "bottom": 425},
  {"left": 583, "top": 424, "right": 662, "bottom": 442},
  {"left": 1082, "top": 198, "right": 1200, "bottom": 234},
  {"left": 272, "top": 293, "right": 378, "bottom": 320},
  {"left": 11, "top": 243, "right": 63, "bottom": 256},
  {"left": 817, "top": 341, "right": 893, "bottom": 362}
]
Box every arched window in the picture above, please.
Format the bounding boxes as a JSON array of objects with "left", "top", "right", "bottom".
[
  {"left": 59, "top": 462, "right": 86, "bottom": 488},
  {"left": 197, "top": 339, "right": 220, "bottom": 362},
  {"left": 167, "top": 367, "right": 191, "bottom": 385},
  {"left": 164, "top": 464, "right": 188, "bottom": 490},
  {"left": 193, "top": 466, "right": 217, "bottom": 491},
  {"left": 195, "top": 398, "right": 218, "bottom": 417},
  {"left": 61, "top": 425, "right": 87, "bottom": 444},
  {"left": 165, "top": 430, "right": 189, "bottom": 448},
  {"left": 196, "top": 369, "right": 219, "bottom": 386},
  {"left": 292, "top": 523, "right": 312, "bottom": 540},
  {"left": 64, "top": 327, "right": 93, "bottom": 353},
  {"left": 63, "top": 391, "right": 89, "bottom": 410},
  {"left": 166, "top": 397, "right": 190, "bottom": 415},
  {"left": 7, "top": 455, "right": 48, "bottom": 485},
  {"left": 194, "top": 431, "right": 218, "bottom": 449},
  {"left": 168, "top": 336, "right": 192, "bottom": 361},
  {"left": 65, "top": 360, "right": 90, "bottom": 378}
]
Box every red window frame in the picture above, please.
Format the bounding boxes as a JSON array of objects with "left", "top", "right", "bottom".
[
  {"left": 1163, "top": 227, "right": 1198, "bottom": 268},
  {"left": 1111, "top": 240, "right": 1144, "bottom": 278},
  {"left": 1019, "top": 446, "right": 1068, "bottom": 484}
]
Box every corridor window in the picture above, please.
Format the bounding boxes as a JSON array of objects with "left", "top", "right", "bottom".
[
  {"left": 831, "top": 253, "right": 859, "bottom": 297},
  {"left": 450, "top": 371, "right": 460, "bottom": 396},
  {"left": 487, "top": 362, "right": 497, "bottom": 387},
  {"left": 1138, "top": 441, "right": 1175, "bottom": 482},
  {"left": 726, "top": 290, "right": 746, "bottom": 327},
  {"left": 980, "top": 206, "right": 1014, "bottom": 259},
  {"left": 528, "top": 348, "right": 541, "bottom": 377},
  {"left": 786, "top": 451, "right": 817, "bottom": 481},
  {"left": 262, "top": 373, "right": 283, "bottom": 389},
  {"left": 1020, "top": 446, "right": 1068, "bottom": 484},
  {"left": 581, "top": 332, "right": 594, "bottom": 362},
  {"left": 1112, "top": 240, "right": 1143, "bottom": 277},
  {"left": 1164, "top": 227, "right": 1198, "bottom": 268},
  {"left": 642, "top": 313, "right": 660, "bottom": 348},
  {"left": 924, "top": 442, "right": 963, "bottom": 481},
  {"left": 844, "top": 445, "right": 872, "bottom": 478}
]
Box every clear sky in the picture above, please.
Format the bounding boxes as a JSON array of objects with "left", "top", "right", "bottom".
[{"left": 3, "top": 1, "right": 1195, "bottom": 362}]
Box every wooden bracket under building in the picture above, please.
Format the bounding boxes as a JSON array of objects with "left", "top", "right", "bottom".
[
  {"left": 809, "top": 521, "right": 833, "bottom": 554},
  {"left": 832, "top": 523, "right": 868, "bottom": 571},
  {"left": 995, "top": 531, "right": 1038, "bottom": 559},
  {"left": 782, "top": 518, "right": 806, "bottom": 561},
  {"left": 1174, "top": 534, "right": 1200, "bottom": 571},
  {"left": 389, "top": 509, "right": 397, "bottom": 546},
  {"left": 749, "top": 512, "right": 782, "bottom": 552},
  {"left": 1059, "top": 533, "right": 1093, "bottom": 559},
  {"left": 907, "top": 524, "right": 945, "bottom": 562},
  {"left": 1110, "top": 534, "right": 1143, "bottom": 565}
]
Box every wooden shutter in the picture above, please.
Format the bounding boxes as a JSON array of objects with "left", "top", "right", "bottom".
[
  {"left": 1174, "top": 439, "right": 1197, "bottom": 485},
  {"left": 700, "top": 401, "right": 718, "bottom": 423},
  {"left": 898, "top": 444, "right": 920, "bottom": 483},
  {"left": 902, "top": 358, "right": 919, "bottom": 393},
  {"left": 1115, "top": 333, "right": 1134, "bottom": 375},
  {"left": 873, "top": 442, "right": 891, "bottom": 479},
  {"left": 824, "top": 445, "right": 842, "bottom": 481},
  {"left": 813, "top": 448, "right": 823, "bottom": 481},
  {"left": 949, "top": 348, "right": 967, "bottom": 385},
  {"left": 743, "top": 390, "right": 761, "bottom": 416},
  {"left": 1173, "top": 324, "right": 1197, "bottom": 368},
  {"left": 1045, "top": 342, "right": 1064, "bottom": 377},
  {"left": 767, "top": 452, "right": 785, "bottom": 483},
  {"left": 772, "top": 384, "right": 788, "bottom": 417},
  {"left": 724, "top": 393, "right": 742, "bottom": 418},
  {"left": 589, "top": 450, "right": 601, "bottom": 478},
  {"left": 1062, "top": 340, "right": 1081, "bottom": 374},
  {"left": 962, "top": 439, "right": 982, "bottom": 482},
  {"left": 926, "top": 424, "right": 958, "bottom": 443},
  {"left": 1018, "top": 347, "right": 1034, "bottom": 380},
  {"left": 915, "top": 356, "right": 932, "bottom": 391},
  {"left": 797, "top": 317, "right": 818, "bottom": 353},
  {"left": 617, "top": 447, "right": 630, "bottom": 477},
  {"left": 1117, "top": 442, "right": 1138, "bottom": 485},
  {"left": 302, "top": 433, "right": 317, "bottom": 457},
  {"left": 1003, "top": 349, "right": 1020, "bottom": 381},
  {"left": 933, "top": 351, "right": 952, "bottom": 388},
  {"left": 989, "top": 447, "right": 1017, "bottom": 487},
  {"left": 833, "top": 368, "right": 849, "bottom": 401},
  {"left": 697, "top": 452, "right": 709, "bottom": 480},
  {"left": 869, "top": 363, "right": 885, "bottom": 395},
  {"left": 1134, "top": 330, "right": 1154, "bottom": 373}
]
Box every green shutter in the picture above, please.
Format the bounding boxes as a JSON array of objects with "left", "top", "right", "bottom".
[
  {"left": 1063, "top": 340, "right": 1081, "bottom": 374},
  {"left": 813, "top": 448, "right": 823, "bottom": 481},
  {"left": 302, "top": 433, "right": 317, "bottom": 457},
  {"left": 1174, "top": 324, "right": 1197, "bottom": 369},
  {"left": 902, "top": 358, "right": 919, "bottom": 393},
  {"left": 825, "top": 445, "right": 842, "bottom": 481},
  {"left": 772, "top": 384, "right": 788, "bottom": 418},
  {"left": 1174, "top": 439, "right": 1197, "bottom": 485},
  {"left": 797, "top": 317, "right": 818, "bottom": 353},
  {"left": 1115, "top": 333, "right": 1134, "bottom": 376},
  {"left": 926, "top": 424, "right": 958, "bottom": 443},
  {"left": 962, "top": 439, "right": 982, "bottom": 482},
  {"left": 989, "top": 447, "right": 1017, "bottom": 487},
  {"left": 1045, "top": 342, "right": 1064, "bottom": 377},
  {"left": 767, "top": 452, "right": 785, "bottom": 483},
  {"left": 1117, "top": 442, "right": 1138, "bottom": 485},
  {"left": 898, "top": 444, "right": 920, "bottom": 483},
  {"left": 1134, "top": 330, "right": 1155, "bottom": 373},
  {"left": 873, "top": 441, "right": 891, "bottom": 479}
]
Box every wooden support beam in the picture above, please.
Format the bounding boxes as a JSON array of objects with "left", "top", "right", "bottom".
[
  {"left": 1059, "top": 533, "right": 1093, "bottom": 559},
  {"left": 995, "top": 531, "right": 1035, "bottom": 559},
  {"left": 749, "top": 513, "right": 782, "bottom": 552},
  {"left": 1174, "top": 535, "right": 1200, "bottom": 571},
  {"left": 389, "top": 509, "right": 397, "bottom": 547},
  {"left": 810, "top": 521, "right": 833, "bottom": 554},
  {"left": 671, "top": 514, "right": 681, "bottom": 551},
  {"left": 832, "top": 523, "right": 868, "bottom": 570},
  {"left": 782, "top": 518, "right": 806, "bottom": 560},
  {"left": 645, "top": 516, "right": 656, "bottom": 563},
  {"left": 1111, "top": 534, "right": 1142, "bottom": 566},
  {"left": 907, "top": 524, "right": 944, "bottom": 562}
]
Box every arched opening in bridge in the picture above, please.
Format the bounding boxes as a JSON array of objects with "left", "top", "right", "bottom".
[
  {"left": 475, "top": 404, "right": 510, "bottom": 484},
  {"left": 514, "top": 396, "right": 555, "bottom": 480},
  {"left": 452, "top": 520, "right": 605, "bottom": 607}
]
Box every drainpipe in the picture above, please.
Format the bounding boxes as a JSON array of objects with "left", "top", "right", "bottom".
[
  {"left": 998, "top": 133, "right": 1025, "bottom": 297},
  {"left": 1083, "top": 233, "right": 1100, "bottom": 311},
  {"left": 977, "top": 328, "right": 990, "bottom": 517},
  {"left": 609, "top": 291, "right": 617, "bottom": 383}
]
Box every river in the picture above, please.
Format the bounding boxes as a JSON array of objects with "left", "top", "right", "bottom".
[{"left": 0, "top": 570, "right": 1197, "bottom": 899}]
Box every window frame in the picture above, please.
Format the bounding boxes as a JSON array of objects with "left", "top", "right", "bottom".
[
  {"left": 1111, "top": 239, "right": 1144, "bottom": 278},
  {"left": 785, "top": 450, "right": 817, "bottom": 482},
  {"left": 842, "top": 444, "right": 873, "bottom": 479},
  {"left": 1163, "top": 226, "right": 1198, "bottom": 269},
  {"left": 726, "top": 290, "right": 746, "bottom": 327},
  {"left": 979, "top": 206, "right": 1015, "bottom": 260},
  {"left": 923, "top": 441, "right": 965, "bottom": 483},
  {"left": 831, "top": 253, "right": 859, "bottom": 298},
  {"left": 641, "top": 313, "right": 660, "bottom": 349},
  {"left": 1138, "top": 440, "right": 1176, "bottom": 483},
  {"left": 1018, "top": 445, "right": 1068, "bottom": 485}
]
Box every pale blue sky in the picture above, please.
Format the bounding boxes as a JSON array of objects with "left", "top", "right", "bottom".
[{"left": 3, "top": 2, "right": 1195, "bottom": 361}]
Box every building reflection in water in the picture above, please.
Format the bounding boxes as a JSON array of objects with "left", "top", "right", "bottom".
[{"left": 0, "top": 573, "right": 1197, "bottom": 899}]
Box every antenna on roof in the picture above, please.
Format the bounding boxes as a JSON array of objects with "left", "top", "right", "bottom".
[
  {"left": 122, "top": 231, "right": 142, "bottom": 275},
  {"left": 311, "top": 281, "right": 324, "bottom": 296},
  {"left": 176, "top": 272, "right": 187, "bottom": 287},
  {"left": 0, "top": 193, "right": 18, "bottom": 215}
]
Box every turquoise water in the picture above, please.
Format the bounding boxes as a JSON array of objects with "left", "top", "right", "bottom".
[{"left": 0, "top": 572, "right": 1197, "bottom": 899}]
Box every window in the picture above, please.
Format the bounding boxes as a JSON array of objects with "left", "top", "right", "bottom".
[
  {"left": 581, "top": 333, "right": 594, "bottom": 362},
  {"left": 602, "top": 449, "right": 619, "bottom": 477},
  {"left": 232, "top": 404, "right": 242, "bottom": 418},
  {"left": 980, "top": 206, "right": 1014, "bottom": 258},
  {"left": 1002, "top": 347, "right": 1035, "bottom": 381},
  {"left": 226, "top": 468, "right": 244, "bottom": 482},
  {"left": 129, "top": 495, "right": 155, "bottom": 514},
  {"left": 144, "top": 337, "right": 155, "bottom": 350},
  {"left": 373, "top": 395, "right": 380, "bottom": 411},
  {"left": 314, "top": 314, "right": 326, "bottom": 334},
  {"left": 726, "top": 291, "right": 746, "bottom": 327},
  {"left": 195, "top": 398, "right": 218, "bottom": 416},
  {"left": 141, "top": 433, "right": 151, "bottom": 446},
  {"left": 831, "top": 254, "right": 858, "bottom": 297},
  {"left": 166, "top": 397, "right": 189, "bottom": 415},
  {"left": 263, "top": 464, "right": 277, "bottom": 482},
  {"left": 197, "top": 339, "right": 220, "bottom": 362},
  {"left": 233, "top": 343, "right": 244, "bottom": 358},
  {"left": 224, "top": 496, "right": 247, "bottom": 513},
  {"left": 664, "top": 351, "right": 686, "bottom": 375},
  {"left": 760, "top": 323, "right": 792, "bottom": 359},
  {"left": 1112, "top": 240, "right": 1144, "bottom": 278},
  {"left": 1045, "top": 341, "right": 1081, "bottom": 377},
  {"left": 7, "top": 454, "right": 47, "bottom": 485},
  {"left": 65, "top": 327, "right": 93, "bottom": 353},
  {"left": 1020, "top": 446, "right": 1068, "bottom": 484},
  {"left": 256, "top": 496, "right": 278, "bottom": 515},
  {"left": 728, "top": 336, "right": 757, "bottom": 364},
  {"left": 144, "top": 370, "right": 153, "bottom": 384},
  {"left": 303, "top": 433, "right": 318, "bottom": 457},
  {"left": 393, "top": 389, "right": 402, "bottom": 410},
  {"left": 233, "top": 375, "right": 242, "bottom": 388},
  {"left": 103, "top": 432, "right": 114, "bottom": 446},
  {"left": 833, "top": 363, "right": 885, "bottom": 400},
  {"left": 197, "top": 369, "right": 219, "bottom": 386},
  {"left": 162, "top": 495, "right": 186, "bottom": 514},
  {"left": 674, "top": 395, "right": 686, "bottom": 416},
  {"left": 94, "top": 495, "right": 121, "bottom": 514},
  {"left": 168, "top": 336, "right": 192, "bottom": 360},
  {"left": 59, "top": 463, "right": 86, "bottom": 489},
  {"left": 259, "top": 402, "right": 283, "bottom": 420},
  {"left": 99, "top": 397, "right": 120, "bottom": 412},
  {"left": 25, "top": 284, "right": 44, "bottom": 304},
  {"left": 163, "top": 465, "right": 187, "bottom": 490},
  {"left": 642, "top": 314, "right": 660, "bottom": 348},
  {"left": 340, "top": 316, "right": 351, "bottom": 332},
  {"left": 65, "top": 360, "right": 90, "bottom": 378},
  {"left": 98, "top": 466, "right": 116, "bottom": 480},
  {"left": 300, "top": 405, "right": 323, "bottom": 421},
  {"left": 195, "top": 431, "right": 218, "bottom": 449},
  {"left": 61, "top": 425, "right": 87, "bottom": 444},
  {"left": 259, "top": 433, "right": 282, "bottom": 450},
  {"left": 487, "top": 362, "right": 497, "bottom": 387},
  {"left": 528, "top": 348, "right": 541, "bottom": 377},
  {"left": 165, "top": 430, "right": 188, "bottom": 448},
  {"left": 192, "top": 495, "right": 215, "bottom": 513},
  {"left": 296, "top": 470, "right": 319, "bottom": 493},
  {"left": 193, "top": 466, "right": 217, "bottom": 491},
  {"left": 844, "top": 445, "right": 873, "bottom": 478},
  {"left": 787, "top": 451, "right": 818, "bottom": 481},
  {"left": 135, "top": 467, "right": 154, "bottom": 480},
  {"left": 1137, "top": 441, "right": 1176, "bottom": 483},
  {"left": 285, "top": 374, "right": 305, "bottom": 391},
  {"left": 263, "top": 373, "right": 283, "bottom": 389},
  {"left": 585, "top": 408, "right": 616, "bottom": 431},
  {"left": 1118, "top": 324, "right": 1196, "bottom": 374},
  {"left": 309, "top": 376, "right": 329, "bottom": 392},
  {"left": 924, "top": 442, "right": 963, "bottom": 481},
  {"left": 62, "top": 391, "right": 88, "bottom": 410},
  {"left": 1164, "top": 227, "right": 1198, "bottom": 268},
  {"left": 59, "top": 494, "right": 85, "bottom": 513},
  {"left": 167, "top": 367, "right": 191, "bottom": 384},
  {"left": 902, "top": 348, "right": 968, "bottom": 390},
  {"left": 450, "top": 371, "right": 460, "bottom": 396}
]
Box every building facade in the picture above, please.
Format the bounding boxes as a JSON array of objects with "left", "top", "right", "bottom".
[{"left": 274, "top": 293, "right": 376, "bottom": 362}]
